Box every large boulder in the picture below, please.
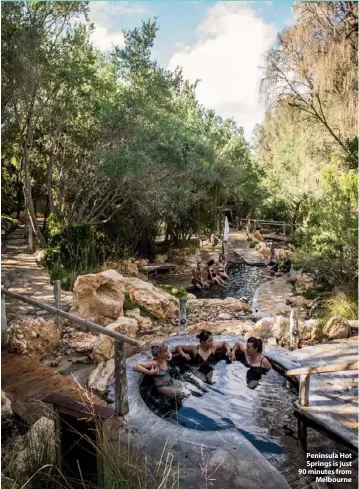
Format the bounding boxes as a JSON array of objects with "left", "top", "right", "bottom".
[
  {"left": 188, "top": 320, "right": 254, "bottom": 336},
  {"left": 70, "top": 270, "right": 124, "bottom": 326},
  {"left": 155, "top": 254, "right": 168, "bottom": 264},
  {"left": 88, "top": 359, "right": 114, "bottom": 397},
  {"left": 4, "top": 317, "right": 60, "bottom": 358},
  {"left": 124, "top": 277, "right": 179, "bottom": 322},
  {"left": 252, "top": 316, "right": 289, "bottom": 342},
  {"left": 92, "top": 317, "right": 139, "bottom": 365},
  {"left": 188, "top": 298, "right": 251, "bottom": 313},
  {"left": 323, "top": 316, "right": 351, "bottom": 340}
]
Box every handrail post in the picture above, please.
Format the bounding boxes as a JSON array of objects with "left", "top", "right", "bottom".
[
  {"left": 1, "top": 293, "right": 8, "bottom": 347},
  {"left": 289, "top": 308, "right": 299, "bottom": 349},
  {"left": 54, "top": 280, "right": 62, "bottom": 330},
  {"left": 179, "top": 298, "right": 187, "bottom": 335},
  {"left": 299, "top": 374, "right": 310, "bottom": 406},
  {"left": 114, "top": 341, "right": 129, "bottom": 416}
]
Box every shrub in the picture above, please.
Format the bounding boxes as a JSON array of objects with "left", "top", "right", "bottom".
[{"left": 157, "top": 284, "right": 188, "bottom": 300}]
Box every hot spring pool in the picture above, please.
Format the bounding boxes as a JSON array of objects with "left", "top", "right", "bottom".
[{"left": 139, "top": 356, "right": 353, "bottom": 489}]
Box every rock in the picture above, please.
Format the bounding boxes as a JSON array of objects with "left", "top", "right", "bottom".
[
  {"left": 71, "top": 355, "right": 90, "bottom": 364},
  {"left": 267, "top": 337, "right": 277, "bottom": 346},
  {"left": 4, "top": 317, "right": 60, "bottom": 358},
  {"left": 348, "top": 320, "right": 359, "bottom": 331},
  {"left": 34, "top": 250, "right": 46, "bottom": 268},
  {"left": 253, "top": 317, "right": 274, "bottom": 340},
  {"left": 188, "top": 322, "right": 218, "bottom": 335},
  {"left": 323, "top": 316, "right": 351, "bottom": 340},
  {"left": 285, "top": 295, "right": 310, "bottom": 310},
  {"left": 1, "top": 391, "right": 13, "bottom": 417},
  {"left": 188, "top": 298, "right": 251, "bottom": 313},
  {"left": 64, "top": 331, "right": 98, "bottom": 353},
  {"left": 299, "top": 325, "right": 312, "bottom": 342},
  {"left": 217, "top": 312, "right": 232, "bottom": 321},
  {"left": 187, "top": 293, "right": 196, "bottom": 300},
  {"left": 125, "top": 308, "right": 141, "bottom": 319},
  {"left": 138, "top": 317, "right": 153, "bottom": 331},
  {"left": 207, "top": 448, "right": 236, "bottom": 482},
  {"left": 88, "top": 359, "right": 114, "bottom": 396},
  {"left": 100, "top": 259, "right": 139, "bottom": 278},
  {"left": 4, "top": 417, "right": 56, "bottom": 480},
  {"left": 92, "top": 317, "right": 139, "bottom": 365},
  {"left": 124, "top": 277, "right": 179, "bottom": 323},
  {"left": 70, "top": 269, "right": 125, "bottom": 326},
  {"left": 155, "top": 254, "right": 168, "bottom": 264},
  {"left": 272, "top": 316, "right": 289, "bottom": 341},
  {"left": 253, "top": 230, "right": 263, "bottom": 241},
  {"left": 310, "top": 327, "right": 323, "bottom": 342},
  {"left": 135, "top": 258, "right": 149, "bottom": 268}
]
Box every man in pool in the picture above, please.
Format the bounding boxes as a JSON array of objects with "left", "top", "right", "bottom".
[{"left": 231, "top": 337, "right": 271, "bottom": 389}]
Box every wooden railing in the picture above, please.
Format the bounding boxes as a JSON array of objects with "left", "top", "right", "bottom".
[
  {"left": 286, "top": 361, "right": 358, "bottom": 407},
  {"left": 1, "top": 287, "right": 140, "bottom": 417},
  {"left": 235, "top": 217, "right": 294, "bottom": 236}
]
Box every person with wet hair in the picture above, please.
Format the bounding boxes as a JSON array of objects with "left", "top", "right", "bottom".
[
  {"left": 175, "top": 330, "right": 231, "bottom": 384},
  {"left": 133, "top": 340, "right": 189, "bottom": 399},
  {"left": 231, "top": 337, "right": 271, "bottom": 389}
]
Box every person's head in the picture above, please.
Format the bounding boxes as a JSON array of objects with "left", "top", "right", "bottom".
[
  {"left": 196, "top": 260, "right": 202, "bottom": 268},
  {"left": 151, "top": 340, "right": 169, "bottom": 359},
  {"left": 219, "top": 254, "right": 224, "bottom": 262},
  {"left": 207, "top": 259, "right": 215, "bottom": 266},
  {"left": 246, "top": 337, "right": 263, "bottom": 355},
  {"left": 197, "top": 330, "right": 213, "bottom": 348}
]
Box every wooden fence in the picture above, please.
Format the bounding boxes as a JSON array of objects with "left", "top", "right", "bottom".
[
  {"left": 235, "top": 217, "right": 294, "bottom": 236},
  {"left": 1, "top": 286, "right": 140, "bottom": 417}
]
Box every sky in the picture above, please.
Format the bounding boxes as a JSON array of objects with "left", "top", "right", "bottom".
[{"left": 87, "top": 1, "right": 295, "bottom": 140}]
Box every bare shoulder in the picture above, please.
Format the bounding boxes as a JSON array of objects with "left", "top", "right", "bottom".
[{"left": 262, "top": 357, "right": 272, "bottom": 369}]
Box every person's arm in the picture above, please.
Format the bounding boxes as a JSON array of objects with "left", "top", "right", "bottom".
[
  {"left": 133, "top": 360, "right": 158, "bottom": 375},
  {"left": 214, "top": 340, "right": 231, "bottom": 357},
  {"left": 231, "top": 341, "right": 245, "bottom": 360},
  {"left": 261, "top": 357, "right": 272, "bottom": 370},
  {"left": 175, "top": 345, "right": 195, "bottom": 361}
]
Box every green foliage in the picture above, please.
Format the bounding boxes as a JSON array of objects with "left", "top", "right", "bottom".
[
  {"left": 157, "top": 284, "right": 188, "bottom": 299},
  {"left": 1, "top": 215, "right": 17, "bottom": 234},
  {"left": 45, "top": 213, "right": 104, "bottom": 290},
  {"left": 249, "top": 241, "right": 259, "bottom": 249},
  {"left": 325, "top": 286, "right": 358, "bottom": 321}
]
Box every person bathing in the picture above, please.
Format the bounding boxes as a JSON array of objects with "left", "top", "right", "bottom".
[
  {"left": 231, "top": 337, "right": 271, "bottom": 389},
  {"left": 175, "top": 330, "right": 231, "bottom": 384},
  {"left": 217, "top": 254, "right": 229, "bottom": 280},
  {"left": 133, "top": 340, "right": 189, "bottom": 399}
]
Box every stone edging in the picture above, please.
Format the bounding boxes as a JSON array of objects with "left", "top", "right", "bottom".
[{"left": 251, "top": 272, "right": 292, "bottom": 318}]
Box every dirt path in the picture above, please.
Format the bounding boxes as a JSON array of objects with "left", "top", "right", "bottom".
[{"left": 2, "top": 225, "right": 72, "bottom": 324}]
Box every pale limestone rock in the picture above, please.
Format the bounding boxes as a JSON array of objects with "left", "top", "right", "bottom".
[
  {"left": 4, "top": 317, "right": 60, "bottom": 358},
  {"left": 92, "top": 317, "right": 139, "bottom": 365},
  {"left": 70, "top": 269, "right": 124, "bottom": 326},
  {"left": 323, "top": 316, "right": 351, "bottom": 340},
  {"left": 88, "top": 359, "right": 114, "bottom": 396},
  {"left": 64, "top": 330, "right": 98, "bottom": 353},
  {"left": 1, "top": 391, "right": 13, "bottom": 417},
  {"left": 124, "top": 277, "right": 179, "bottom": 322}
]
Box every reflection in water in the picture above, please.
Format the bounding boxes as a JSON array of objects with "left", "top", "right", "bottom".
[{"left": 141, "top": 358, "right": 353, "bottom": 489}]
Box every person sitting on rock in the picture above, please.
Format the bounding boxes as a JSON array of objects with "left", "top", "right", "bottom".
[
  {"left": 191, "top": 261, "right": 205, "bottom": 290},
  {"left": 217, "top": 254, "right": 229, "bottom": 280},
  {"left": 206, "top": 259, "right": 225, "bottom": 286},
  {"left": 133, "top": 340, "right": 189, "bottom": 399},
  {"left": 175, "top": 330, "right": 231, "bottom": 384},
  {"left": 231, "top": 337, "right": 271, "bottom": 389}
]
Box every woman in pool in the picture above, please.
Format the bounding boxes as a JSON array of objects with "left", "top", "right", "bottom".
[
  {"left": 133, "top": 340, "right": 189, "bottom": 399},
  {"left": 175, "top": 330, "right": 231, "bottom": 384},
  {"left": 231, "top": 337, "right": 272, "bottom": 389}
]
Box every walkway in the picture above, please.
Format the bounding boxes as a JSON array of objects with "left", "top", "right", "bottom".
[
  {"left": 1, "top": 352, "right": 109, "bottom": 423},
  {"left": 2, "top": 223, "right": 72, "bottom": 324}
]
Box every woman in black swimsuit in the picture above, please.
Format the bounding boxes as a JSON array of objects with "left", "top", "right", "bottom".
[
  {"left": 175, "top": 330, "right": 231, "bottom": 384},
  {"left": 231, "top": 337, "right": 271, "bottom": 389}
]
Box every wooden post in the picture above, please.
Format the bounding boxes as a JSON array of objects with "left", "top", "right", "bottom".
[
  {"left": 114, "top": 341, "right": 129, "bottom": 416},
  {"left": 299, "top": 375, "right": 310, "bottom": 407},
  {"left": 54, "top": 280, "right": 62, "bottom": 330},
  {"left": 1, "top": 294, "right": 8, "bottom": 346},
  {"left": 179, "top": 298, "right": 187, "bottom": 335},
  {"left": 298, "top": 418, "right": 308, "bottom": 450},
  {"left": 235, "top": 217, "right": 239, "bottom": 230},
  {"left": 289, "top": 308, "right": 300, "bottom": 349},
  {"left": 283, "top": 223, "right": 286, "bottom": 236},
  {"left": 28, "top": 222, "right": 33, "bottom": 253}
]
